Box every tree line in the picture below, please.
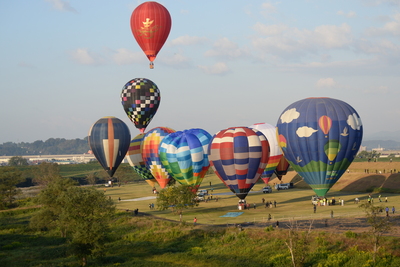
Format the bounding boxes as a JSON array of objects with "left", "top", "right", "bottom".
[{"left": 0, "top": 138, "right": 90, "bottom": 156}]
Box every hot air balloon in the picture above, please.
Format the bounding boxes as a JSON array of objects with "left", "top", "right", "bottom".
[
  {"left": 249, "top": 123, "right": 283, "bottom": 185},
  {"left": 208, "top": 127, "right": 270, "bottom": 199},
  {"left": 121, "top": 78, "right": 161, "bottom": 133},
  {"left": 126, "top": 133, "right": 158, "bottom": 188},
  {"left": 88, "top": 117, "right": 131, "bottom": 178},
  {"left": 159, "top": 129, "right": 212, "bottom": 190},
  {"left": 274, "top": 156, "right": 290, "bottom": 181},
  {"left": 130, "top": 1, "right": 172, "bottom": 68},
  {"left": 276, "top": 97, "right": 363, "bottom": 197},
  {"left": 142, "top": 126, "right": 176, "bottom": 188}
]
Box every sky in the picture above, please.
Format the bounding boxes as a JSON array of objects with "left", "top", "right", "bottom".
[{"left": 1, "top": 0, "right": 400, "bottom": 144}]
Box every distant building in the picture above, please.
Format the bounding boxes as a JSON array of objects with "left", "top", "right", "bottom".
[
  {"left": 359, "top": 145, "right": 367, "bottom": 152},
  {"left": 372, "top": 145, "right": 384, "bottom": 152}
]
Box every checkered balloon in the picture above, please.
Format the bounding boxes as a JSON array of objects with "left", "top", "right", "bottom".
[{"left": 121, "top": 78, "right": 161, "bottom": 133}]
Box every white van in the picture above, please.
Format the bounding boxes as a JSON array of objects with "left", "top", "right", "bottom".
[{"left": 275, "top": 183, "right": 290, "bottom": 190}]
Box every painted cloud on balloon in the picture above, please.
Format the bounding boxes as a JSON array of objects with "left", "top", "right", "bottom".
[
  {"left": 280, "top": 108, "right": 300, "bottom": 123},
  {"left": 296, "top": 126, "right": 318, "bottom": 138},
  {"left": 347, "top": 113, "right": 362, "bottom": 130}
]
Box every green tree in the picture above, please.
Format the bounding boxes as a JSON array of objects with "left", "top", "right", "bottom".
[
  {"left": 60, "top": 187, "right": 115, "bottom": 266},
  {"left": 8, "top": 156, "right": 29, "bottom": 166},
  {"left": 156, "top": 184, "right": 197, "bottom": 214},
  {"left": 359, "top": 203, "right": 392, "bottom": 262},
  {"left": 85, "top": 172, "right": 97, "bottom": 186},
  {"left": 33, "top": 162, "right": 62, "bottom": 186},
  {"left": 31, "top": 181, "right": 115, "bottom": 266},
  {"left": 0, "top": 167, "right": 24, "bottom": 209},
  {"left": 30, "top": 177, "right": 78, "bottom": 236},
  {"left": 113, "top": 164, "right": 137, "bottom": 186}
]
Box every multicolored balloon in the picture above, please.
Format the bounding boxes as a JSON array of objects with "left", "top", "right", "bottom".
[
  {"left": 276, "top": 97, "right": 363, "bottom": 196},
  {"left": 126, "top": 133, "right": 158, "bottom": 188},
  {"left": 130, "top": 1, "right": 172, "bottom": 68},
  {"left": 121, "top": 78, "right": 161, "bottom": 133},
  {"left": 159, "top": 129, "right": 212, "bottom": 190},
  {"left": 249, "top": 123, "right": 283, "bottom": 184},
  {"left": 142, "top": 127, "right": 176, "bottom": 188},
  {"left": 88, "top": 117, "right": 131, "bottom": 178},
  {"left": 274, "top": 156, "right": 290, "bottom": 181},
  {"left": 208, "top": 127, "right": 270, "bottom": 199}
]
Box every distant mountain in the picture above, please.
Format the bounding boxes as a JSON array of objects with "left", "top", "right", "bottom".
[
  {"left": 0, "top": 138, "right": 90, "bottom": 156},
  {"left": 363, "top": 130, "right": 400, "bottom": 142},
  {"left": 362, "top": 140, "right": 400, "bottom": 150}
]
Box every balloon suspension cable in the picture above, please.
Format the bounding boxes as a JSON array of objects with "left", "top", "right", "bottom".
[{"left": 149, "top": 62, "right": 154, "bottom": 69}]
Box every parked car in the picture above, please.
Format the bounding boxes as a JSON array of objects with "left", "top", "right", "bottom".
[
  {"left": 194, "top": 195, "right": 205, "bottom": 201},
  {"left": 198, "top": 189, "right": 208, "bottom": 195},
  {"left": 262, "top": 186, "right": 272, "bottom": 193},
  {"left": 275, "top": 183, "right": 291, "bottom": 190}
]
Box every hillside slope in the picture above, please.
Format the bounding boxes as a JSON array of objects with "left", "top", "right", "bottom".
[{"left": 270, "top": 162, "right": 400, "bottom": 193}]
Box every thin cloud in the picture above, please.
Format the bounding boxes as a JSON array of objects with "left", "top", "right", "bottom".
[
  {"left": 204, "top": 37, "right": 248, "bottom": 59},
  {"left": 198, "top": 62, "right": 231, "bottom": 75},
  {"left": 252, "top": 23, "right": 352, "bottom": 59},
  {"left": 170, "top": 35, "right": 208, "bottom": 46},
  {"left": 365, "top": 13, "right": 400, "bottom": 36},
  {"left": 111, "top": 48, "right": 144, "bottom": 65},
  {"left": 69, "top": 48, "right": 103, "bottom": 65},
  {"left": 18, "top": 61, "right": 35, "bottom": 68},
  {"left": 45, "top": 0, "right": 77, "bottom": 13},
  {"left": 316, "top": 78, "right": 337, "bottom": 88},
  {"left": 261, "top": 2, "right": 277, "bottom": 13},
  {"left": 160, "top": 53, "right": 193, "bottom": 69},
  {"left": 361, "top": 0, "right": 400, "bottom": 6},
  {"left": 364, "top": 85, "right": 390, "bottom": 94},
  {"left": 337, "top": 10, "right": 357, "bottom": 18}
]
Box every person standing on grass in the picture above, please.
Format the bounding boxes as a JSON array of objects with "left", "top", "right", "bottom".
[
  {"left": 314, "top": 205, "right": 317, "bottom": 213},
  {"left": 193, "top": 217, "right": 197, "bottom": 226},
  {"left": 393, "top": 206, "right": 395, "bottom": 214},
  {"left": 386, "top": 207, "right": 389, "bottom": 217}
]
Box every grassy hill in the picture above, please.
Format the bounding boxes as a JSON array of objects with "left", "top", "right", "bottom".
[{"left": 275, "top": 162, "right": 400, "bottom": 194}]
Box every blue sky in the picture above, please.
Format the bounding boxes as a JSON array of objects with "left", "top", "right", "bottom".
[{"left": 1, "top": 0, "right": 400, "bottom": 144}]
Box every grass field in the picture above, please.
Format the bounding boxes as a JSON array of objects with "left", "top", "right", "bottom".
[
  {"left": 102, "top": 167, "right": 400, "bottom": 228},
  {"left": 3, "top": 161, "right": 399, "bottom": 266}
]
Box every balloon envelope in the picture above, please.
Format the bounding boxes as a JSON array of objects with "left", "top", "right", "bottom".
[
  {"left": 208, "top": 127, "right": 270, "bottom": 199},
  {"left": 276, "top": 97, "right": 363, "bottom": 196},
  {"left": 142, "top": 127, "right": 176, "bottom": 188},
  {"left": 130, "top": 1, "right": 171, "bottom": 67},
  {"left": 274, "top": 156, "right": 290, "bottom": 180},
  {"left": 126, "top": 133, "right": 158, "bottom": 188},
  {"left": 249, "top": 123, "right": 283, "bottom": 184},
  {"left": 159, "top": 128, "right": 212, "bottom": 190},
  {"left": 88, "top": 117, "right": 131, "bottom": 178},
  {"left": 121, "top": 78, "right": 161, "bottom": 133}
]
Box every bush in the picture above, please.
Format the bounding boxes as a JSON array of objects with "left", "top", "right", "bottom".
[
  {"left": 264, "top": 225, "right": 274, "bottom": 232},
  {"left": 345, "top": 231, "right": 358, "bottom": 238}
]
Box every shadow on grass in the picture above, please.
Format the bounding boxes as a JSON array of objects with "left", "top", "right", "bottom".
[
  {"left": 0, "top": 233, "right": 68, "bottom": 267},
  {"left": 341, "top": 175, "right": 386, "bottom": 192}
]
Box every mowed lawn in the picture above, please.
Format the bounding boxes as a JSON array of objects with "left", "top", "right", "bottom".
[{"left": 100, "top": 171, "right": 400, "bottom": 226}]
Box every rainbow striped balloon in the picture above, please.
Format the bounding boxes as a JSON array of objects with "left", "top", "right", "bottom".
[
  {"left": 249, "top": 123, "right": 282, "bottom": 185},
  {"left": 126, "top": 133, "right": 158, "bottom": 188},
  {"left": 142, "top": 127, "right": 176, "bottom": 188}
]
